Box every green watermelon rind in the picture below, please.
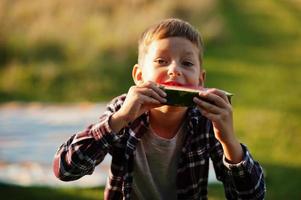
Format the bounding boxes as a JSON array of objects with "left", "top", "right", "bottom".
[{"left": 162, "top": 86, "right": 233, "bottom": 107}]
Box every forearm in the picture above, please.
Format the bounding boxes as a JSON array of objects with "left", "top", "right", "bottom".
[
  {"left": 53, "top": 115, "right": 116, "bottom": 181},
  {"left": 53, "top": 137, "right": 99, "bottom": 181},
  {"left": 53, "top": 95, "right": 127, "bottom": 181},
  {"left": 222, "top": 145, "right": 266, "bottom": 199},
  {"left": 110, "top": 111, "right": 129, "bottom": 133},
  {"left": 53, "top": 128, "right": 108, "bottom": 181},
  {"left": 220, "top": 138, "right": 243, "bottom": 164},
  {"left": 212, "top": 139, "right": 266, "bottom": 199}
]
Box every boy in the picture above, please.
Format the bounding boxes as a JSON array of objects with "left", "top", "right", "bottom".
[{"left": 53, "top": 18, "right": 265, "bottom": 199}]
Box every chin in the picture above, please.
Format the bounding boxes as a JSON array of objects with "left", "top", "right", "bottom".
[{"left": 154, "top": 105, "right": 187, "bottom": 113}]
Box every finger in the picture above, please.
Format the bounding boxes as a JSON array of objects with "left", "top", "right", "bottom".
[
  {"left": 193, "top": 97, "right": 221, "bottom": 114},
  {"left": 205, "top": 88, "right": 230, "bottom": 104},
  {"left": 199, "top": 110, "right": 221, "bottom": 122},
  {"left": 138, "top": 87, "right": 166, "bottom": 104},
  {"left": 143, "top": 81, "right": 167, "bottom": 98},
  {"left": 198, "top": 90, "right": 228, "bottom": 108},
  {"left": 139, "top": 94, "right": 162, "bottom": 106}
]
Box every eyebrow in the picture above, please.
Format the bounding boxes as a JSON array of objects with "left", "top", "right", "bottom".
[
  {"left": 154, "top": 50, "right": 196, "bottom": 56},
  {"left": 182, "top": 51, "right": 196, "bottom": 56}
]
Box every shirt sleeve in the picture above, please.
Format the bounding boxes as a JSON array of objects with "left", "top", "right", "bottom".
[
  {"left": 209, "top": 126, "right": 266, "bottom": 199},
  {"left": 223, "top": 144, "right": 266, "bottom": 199},
  {"left": 53, "top": 95, "right": 126, "bottom": 181}
]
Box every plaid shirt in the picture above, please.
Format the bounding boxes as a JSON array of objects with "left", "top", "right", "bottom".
[{"left": 53, "top": 94, "right": 265, "bottom": 200}]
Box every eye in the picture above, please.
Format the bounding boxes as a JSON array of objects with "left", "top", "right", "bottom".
[
  {"left": 182, "top": 61, "right": 194, "bottom": 67},
  {"left": 154, "top": 58, "right": 168, "bottom": 65}
]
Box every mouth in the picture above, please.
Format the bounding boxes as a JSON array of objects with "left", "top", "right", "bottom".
[
  {"left": 160, "top": 81, "right": 184, "bottom": 87},
  {"left": 160, "top": 81, "right": 200, "bottom": 90}
]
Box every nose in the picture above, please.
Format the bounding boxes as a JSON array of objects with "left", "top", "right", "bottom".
[{"left": 167, "top": 63, "right": 181, "bottom": 77}]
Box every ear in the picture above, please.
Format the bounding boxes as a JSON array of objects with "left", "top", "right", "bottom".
[
  {"left": 132, "top": 64, "right": 144, "bottom": 86},
  {"left": 199, "top": 69, "right": 206, "bottom": 87}
]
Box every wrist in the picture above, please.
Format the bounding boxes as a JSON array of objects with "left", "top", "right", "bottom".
[
  {"left": 220, "top": 138, "right": 243, "bottom": 164},
  {"left": 220, "top": 136, "right": 239, "bottom": 147},
  {"left": 110, "top": 111, "right": 129, "bottom": 133}
]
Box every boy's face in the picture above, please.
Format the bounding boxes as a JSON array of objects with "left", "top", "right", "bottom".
[{"left": 133, "top": 37, "right": 205, "bottom": 88}]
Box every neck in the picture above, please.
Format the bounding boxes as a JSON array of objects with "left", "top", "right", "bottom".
[{"left": 149, "top": 105, "right": 188, "bottom": 139}]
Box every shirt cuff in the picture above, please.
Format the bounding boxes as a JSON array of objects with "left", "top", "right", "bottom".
[
  {"left": 223, "top": 144, "right": 254, "bottom": 173},
  {"left": 90, "top": 112, "right": 115, "bottom": 141}
]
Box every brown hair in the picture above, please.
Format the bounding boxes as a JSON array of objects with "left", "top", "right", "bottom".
[{"left": 138, "top": 18, "right": 204, "bottom": 65}]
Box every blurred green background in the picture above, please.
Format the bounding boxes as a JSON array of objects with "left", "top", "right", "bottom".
[{"left": 1, "top": 0, "right": 301, "bottom": 199}]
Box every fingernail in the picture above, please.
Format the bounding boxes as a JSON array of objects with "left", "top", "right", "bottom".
[{"left": 199, "top": 92, "right": 205, "bottom": 96}]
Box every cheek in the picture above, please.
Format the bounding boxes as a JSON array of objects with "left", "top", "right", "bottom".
[
  {"left": 186, "top": 71, "right": 202, "bottom": 85},
  {"left": 142, "top": 67, "right": 165, "bottom": 83},
  {"left": 154, "top": 73, "right": 166, "bottom": 84}
]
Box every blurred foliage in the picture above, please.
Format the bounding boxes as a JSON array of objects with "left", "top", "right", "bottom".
[
  {"left": 0, "top": 0, "right": 227, "bottom": 102},
  {"left": 1, "top": 0, "right": 301, "bottom": 199}
]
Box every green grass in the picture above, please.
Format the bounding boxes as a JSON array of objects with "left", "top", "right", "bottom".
[
  {"left": 1, "top": 0, "right": 301, "bottom": 199},
  {"left": 0, "top": 184, "right": 104, "bottom": 200},
  {"left": 0, "top": 184, "right": 226, "bottom": 200}
]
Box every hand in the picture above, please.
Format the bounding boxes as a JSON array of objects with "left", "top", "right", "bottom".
[
  {"left": 193, "top": 88, "right": 243, "bottom": 163},
  {"left": 110, "top": 81, "right": 166, "bottom": 132},
  {"left": 193, "top": 88, "right": 234, "bottom": 144}
]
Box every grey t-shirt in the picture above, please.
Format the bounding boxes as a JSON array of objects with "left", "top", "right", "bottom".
[{"left": 132, "top": 123, "right": 185, "bottom": 200}]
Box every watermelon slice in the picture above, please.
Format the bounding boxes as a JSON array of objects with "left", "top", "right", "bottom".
[{"left": 161, "top": 85, "right": 233, "bottom": 107}]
